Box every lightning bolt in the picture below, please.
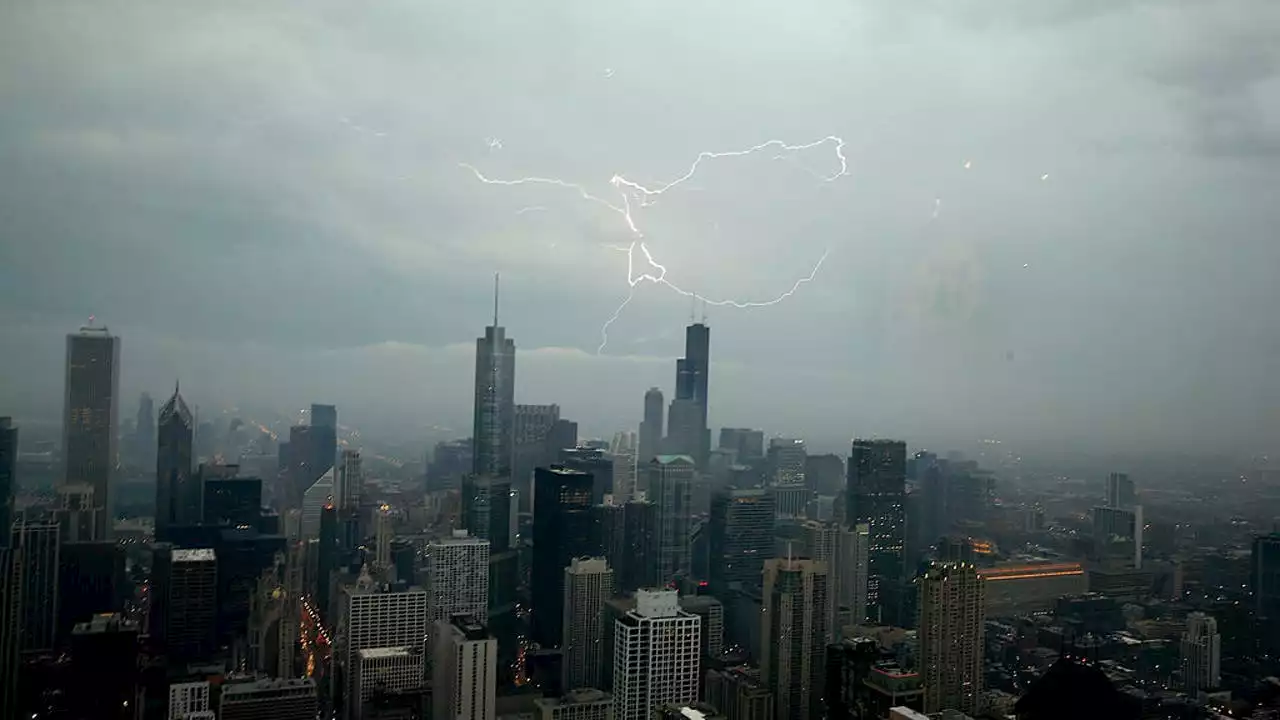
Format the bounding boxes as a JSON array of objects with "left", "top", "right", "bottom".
[{"left": 462, "top": 136, "right": 847, "bottom": 353}]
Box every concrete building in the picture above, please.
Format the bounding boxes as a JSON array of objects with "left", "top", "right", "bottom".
[
  {"left": 433, "top": 614, "right": 497, "bottom": 720},
  {"left": 1181, "top": 612, "right": 1221, "bottom": 693},
  {"left": 648, "top": 456, "right": 695, "bottom": 584},
  {"left": 152, "top": 547, "right": 218, "bottom": 662},
  {"left": 846, "top": 440, "right": 907, "bottom": 626},
  {"left": 1092, "top": 505, "right": 1144, "bottom": 569},
  {"left": 705, "top": 665, "right": 773, "bottom": 720},
  {"left": 355, "top": 646, "right": 426, "bottom": 716},
  {"left": 1105, "top": 472, "right": 1136, "bottom": 509},
  {"left": 340, "top": 570, "right": 430, "bottom": 719},
  {"left": 534, "top": 688, "right": 614, "bottom": 720},
  {"left": 612, "top": 589, "right": 701, "bottom": 720},
  {"left": 11, "top": 520, "right": 59, "bottom": 654},
  {"left": 168, "top": 681, "right": 211, "bottom": 720},
  {"left": 425, "top": 531, "right": 490, "bottom": 624},
  {"left": 563, "top": 557, "right": 613, "bottom": 690},
  {"left": 300, "top": 467, "right": 334, "bottom": 539},
  {"left": 337, "top": 449, "right": 364, "bottom": 512},
  {"left": 761, "top": 558, "right": 830, "bottom": 720},
  {"left": 219, "top": 678, "right": 318, "bottom": 720},
  {"left": 977, "top": 563, "right": 1087, "bottom": 617},
  {"left": 918, "top": 563, "right": 985, "bottom": 715},
  {"left": 638, "top": 388, "right": 665, "bottom": 469},
  {"left": 709, "top": 487, "right": 775, "bottom": 597},
  {"left": 61, "top": 324, "right": 121, "bottom": 540},
  {"left": 767, "top": 438, "right": 806, "bottom": 486}
]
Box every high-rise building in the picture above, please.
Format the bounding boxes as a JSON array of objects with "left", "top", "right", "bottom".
[
  {"left": 562, "top": 557, "right": 613, "bottom": 690},
  {"left": 310, "top": 403, "right": 337, "bottom": 478},
  {"left": 597, "top": 500, "right": 659, "bottom": 593},
  {"left": 800, "top": 521, "right": 842, "bottom": 637},
  {"left": 532, "top": 466, "right": 596, "bottom": 648},
  {"left": 355, "top": 646, "right": 427, "bottom": 716},
  {"left": 560, "top": 448, "right": 615, "bottom": 506},
  {"left": 1105, "top": 472, "right": 1135, "bottom": 509},
  {"left": 219, "top": 678, "right": 319, "bottom": 720},
  {"left": 301, "top": 467, "right": 335, "bottom": 539},
  {"left": 611, "top": 433, "right": 639, "bottom": 503},
  {"left": 62, "top": 323, "right": 121, "bottom": 540},
  {"left": 54, "top": 483, "right": 98, "bottom": 542},
  {"left": 534, "top": 688, "right": 614, "bottom": 720},
  {"left": 705, "top": 665, "right": 774, "bottom": 720},
  {"left": 639, "top": 388, "right": 665, "bottom": 467},
  {"left": 917, "top": 562, "right": 985, "bottom": 715},
  {"left": 202, "top": 474, "right": 263, "bottom": 527},
  {"left": 340, "top": 570, "right": 430, "bottom": 719},
  {"left": 151, "top": 547, "right": 218, "bottom": 662},
  {"left": 1092, "top": 505, "right": 1144, "bottom": 569},
  {"left": 0, "top": 418, "right": 15, "bottom": 547},
  {"left": 426, "top": 531, "right": 490, "bottom": 625},
  {"left": 433, "top": 615, "right": 497, "bottom": 720},
  {"left": 1181, "top": 612, "right": 1221, "bottom": 693},
  {"left": 155, "top": 383, "right": 195, "bottom": 541},
  {"left": 648, "top": 456, "right": 695, "bottom": 584},
  {"left": 473, "top": 275, "right": 516, "bottom": 478},
  {"left": 462, "top": 473, "right": 518, "bottom": 670},
  {"left": 68, "top": 613, "right": 139, "bottom": 720},
  {"left": 761, "top": 558, "right": 830, "bottom": 720},
  {"left": 803, "top": 454, "right": 844, "bottom": 496},
  {"left": 612, "top": 589, "right": 701, "bottom": 720},
  {"left": 133, "top": 392, "right": 155, "bottom": 467},
  {"left": 709, "top": 487, "right": 775, "bottom": 597},
  {"left": 1253, "top": 533, "right": 1280, "bottom": 655},
  {"left": 57, "top": 540, "right": 125, "bottom": 646},
  {"left": 374, "top": 504, "right": 393, "bottom": 573},
  {"left": 337, "top": 448, "right": 363, "bottom": 512},
  {"left": 767, "top": 438, "right": 807, "bottom": 486},
  {"left": 719, "top": 428, "right": 764, "bottom": 464},
  {"left": 839, "top": 523, "right": 871, "bottom": 627},
  {"left": 0, "top": 548, "right": 18, "bottom": 717},
  {"left": 169, "top": 680, "right": 213, "bottom": 720},
  {"left": 846, "top": 440, "right": 907, "bottom": 626},
  {"left": 12, "top": 520, "right": 60, "bottom": 654},
  {"left": 673, "top": 323, "right": 711, "bottom": 468},
  {"left": 283, "top": 424, "right": 315, "bottom": 509},
  {"left": 514, "top": 404, "right": 562, "bottom": 510}
]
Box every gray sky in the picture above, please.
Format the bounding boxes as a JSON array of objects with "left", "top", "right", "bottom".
[{"left": 1, "top": 0, "right": 1277, "bottom": 455}]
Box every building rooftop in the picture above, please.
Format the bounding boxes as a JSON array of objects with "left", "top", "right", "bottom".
[
  {"left": 72, "top": 612, "right": 138, "bottom": 636},
  {"left": 534, "top": 688, "right": 613, "bottom": 707},
  {"left": 172, "top": 548, "right": 217, "bottom": 563},
  {"left": 359, "top": 646, "right": 418, "bottom": 660},
  {"left": 653, "top": 455, "right": 695, "bottom": 465},
  {"left": 221, "top": 677, "right": 316, "bottom": 698}
]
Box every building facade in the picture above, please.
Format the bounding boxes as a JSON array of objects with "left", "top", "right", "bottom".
[
  {"left": 612, "top": 589, "right": 701, "bottom": 720},
  {"left": 917, "top": 563, "right": 985, "bottom": 715},
  {"left": 62, "top": 325, "right": 121, "bottom": 540},
  {"left": 761, "top": 558, "right": 830, "bottom": 720},
  {"left": 433, "top": 615, "right": 498, "bottom": 720},
  {"left": 563, "top": 557, "right": 613, "bottom": 691}
]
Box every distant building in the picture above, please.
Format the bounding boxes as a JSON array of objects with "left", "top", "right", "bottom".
[
  {"left": 169, "top": 681, "right": 212, "bottom": 720},
  {"left": 155, "top": 383, "right": 195, "bottom": 541},
  {"left": 563, "top": 557, "right": 613, "bottom": 691},
  {"left": 425, "top": 531, "right": 490, "bottom": 625},
  {"left": 61, "top": 324, "right": 121, "bottom": 540},
  {"left": 12, "top": 520, "right": 60, "bottom": 654},
  {"left": 1105, "top": 472, "right": 1136, "bottom": 509},
  {"left": 767, "top": 438, "right": 807, "bottom": 486},
  {"left": 704, "top": 665, "right": 773, "bottom": 720},
  {"left": 534, "top": 688, "right": 613, "bottom": 720},
  {"left": 639, "top": 388, "right": 666, "bottom": 469},
  {"left": 1092, "top": 505, "right": 1144, "bottom": 569},
  {"left": 612, "top": 589, "right": 701, "bottom": 720},
  {"left": 719, "top": 428, "right": 764, "bottom": 464},
  {"left": 846, "top": 440, "right": 906, "bottom": 626},
  {"left": 1181, "top": 612, "right": 1221, "bottom": 693},
  {"left": 300, "top": 467, "right": 335, "bottom": 539},
  {"left": 918, "top": 563, "right": 985, "bottom": 715},
  {"left": 761, "top": 558, "right": 830, "bottom": 720},
  {"left": 151, "top": 547, "right": 217, "bottom": 662},
  {"left": 219, "top": 678, "right": 318, "bottom": 720},
  {"left": 432, "top": 615, "right": 497, "bottom": 720},
  {"left": 648, "top": 456, "right": 695, "bottom": 583},
  {"left": 0, "top": 549, "right": 18, "bottom": 718},
  {"left": 0, "top": 418, "right": 16, "bottom": 547},
  {"left": 977, "top": 563, "right": 1086, "bottom": 617},
  {"left": 473, "top": 276, "right": 516, "bottom": 479},
  {"left": 532, "top": 466, "right": 596, "bottom": 648},
  {"left": 709, "top": 488, "right": 775, "bottom": 597}
]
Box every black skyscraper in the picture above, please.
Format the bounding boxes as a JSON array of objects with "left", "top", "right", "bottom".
[
  {"left": 155, "top": 383, "right": 194, "bottom": 541},
  {"left": 671, "top": 323, "right": 711, "bottom": 468},
  {"left": 0, "top": 417, "right": 15, "bottom": 548},
  {"left": 531, "top": 466, "right": 595, "bottom": 648},
  {"left": 560, "top": 447, "right": 614, "bottom": 505},
  {"left": 639, "top": 387, "right": 664, "bottom": 465},
  {"left": 203, "top": 475, "right": 263, "bottom": 527},
  {"left": 710, "top": 487, "right": 776, "bottom": 597},
  {"left": 846, "top": 439, "right": 907, "bottom": 626},
  {"left": 473, "top": 275, "right": 516, "bottom": 478},
  {"left": 310, "top": 403, "right": 337, "bottom": 477}
]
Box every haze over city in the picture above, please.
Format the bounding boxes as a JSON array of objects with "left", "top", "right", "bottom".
[{"left": 3, "top": 1, "right": 1279, "bottom": 455}]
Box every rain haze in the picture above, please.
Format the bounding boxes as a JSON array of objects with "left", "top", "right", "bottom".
[{"left": 2, "top": 0, "right": 1278, "bottom": 456}]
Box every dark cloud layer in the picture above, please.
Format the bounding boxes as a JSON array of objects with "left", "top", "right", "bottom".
[{"left": 1, "top": 0, "right": 1277, "bottom": 455}]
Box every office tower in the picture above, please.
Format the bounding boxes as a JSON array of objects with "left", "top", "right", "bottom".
[
  {"left": 532, "top": 466, "right": 596, "bottom": 648},
  {"left": 801, "top": 522, "right": 841, "bottom": 637},
  {"left": 337, "top": 448, "right": 363, "bottom": 512},
  {"left": 705, "top": 666, "right": 774, "bottom": 720},
  {"left": 155, "top": 383, "right": 195, "bottom": 541},
  {"left": 535, "top": 688, "right": 614, "bottom": 720},
  {"left": 283, "top": 424, "right": 315, "bottom": 509},
  {"left": 514, "top": 404, "right": 562, "bottom": 509},
  {"left": 68, "top": 613, "right": 139, "bottom": 720},
  {"left": 611, "top": 433, "right": 639, "bottom": 503},
  {"left": 719, "top": 428, "right": 764, "bottom": 464},
  {"left": 12, "top": 520, "right": 59, "bottom": 654},
  {"left": 355, "top": 646, "right": 427, "bottom": 716},
  {"left": 202, "top": 474, "right": 263, "bottom": 527},
  {"left": 613, "top": 589, "right": 701, "bottom": 720},
  {"left": 62, "top": 323, "right": 121, "bottom": 540},
  {"left": 0, "top": 549, "right": 17, "bottom": 718},
  {"left": 639, "top": 387, "right": 665, "bottom": 467},
  {"left": 1254, "top": 533, "right": 1280, "bottom": 655},
  {"left": 57, "top": 540, "right": 125, "bottom": 645},
  {"left": 1092, "top": 505, "right": 1144, "bottom": 569},
  {"left": 0, "top": 418, "right": 14, "bottom": 547},
  {"left": 546, "top": 419, "right": 580, "bottom": 458},
  {"left": 474, "top": 275, "right": 517, "bottom": 478},
  {"left": 220, "top": 678, "right": 319, "bottom": 720},
  {"left": 1181, "top": 612, "right": 1221, "bottom": 693},
  {"left": 341, "top": 571, "right": 430, "bottom": 718},
  {"left": 151, "top": 546, "right": 217, "bottom": 662},
  {"left": 562, "top": 557, "right": 613, "bottom": 690},
  {"left": 824, "top": 637, "right": 883, "bottom": 720},
  {"left": 761, "top": 558, "right": 830, "bottom": 720},
  {"left": 169, "top": 680, "right": 212, "bottom": 719},
  {"left": 918, "top": 562, "right": 985, "bottom": 715},
  {"left": 709, "top": 488, "right": 775, "bottom": 597},
  {"left": 316, "top": 505, "right": 338, "bottom": 620},
  {"left": 767, "top": 438, "right": 806, "bottom": 486},
  {"left": 463, "top": 473, "right": 518, "bottom": 666},
  {"left": 560, "top": 448, "right": 615, "bottom": 505},
  {"left": 803, "top": 454, "right": 844, "bottom": 495},
  {"left": 679, "top": 594, "right": 724, "bottom": 660},
  {"left": 433, "top": 615, "right": 498, "bottom": 720},
  {"left": 839, "top": 523, "right": 871, "bottom": 626},
  {"left": 649, "top": 456, "right": 695, "bottom": 583},
  {"left": 301, "top": 466, "right": 335, "bottom": 538},
  {"left": 429, "top": 438, "right": 473, "bottom": 492},
  {"left": 374, "top": 504, "right": 393, "bottom": 572},
  {"left": 597, "top": 500, "right": 658, "bottom": 594},
  {"left": 426, "top": 531, "right": 490, "bottom": 624},
  {"left": 846, "top": 440, "right": 907, "bottom": 626},
  {"left": 134, "top": 392, "right": 155, "bottom": 466},
  {"left": 673, "top": 322, "right": 711, "bottom": 468},
  {"left": 772, "top": 484, "right": 811, "bottom": 520},
  {"left": 310, "top": 403, "right": 337, "bottom": 476},
  {"left": 1105, "top": 472, "right": 1135, "bottom": 509}
]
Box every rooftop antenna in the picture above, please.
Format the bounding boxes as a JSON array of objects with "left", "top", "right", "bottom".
[
  {"left": 493, "top": 272, "right": 500, "bottom": 327},
  {"left": 689, "top": 295, "right": 696, "bottom": 324}
]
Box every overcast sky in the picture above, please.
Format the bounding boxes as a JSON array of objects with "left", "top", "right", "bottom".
[{"left": 1, "top": 0, "right": 1277, "bottom": 455}]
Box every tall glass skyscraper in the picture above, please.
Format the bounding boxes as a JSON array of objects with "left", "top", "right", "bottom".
[
  {"left": 846, "top": 439, "right": 907, "bottom": 626},
  {"left": 473, "top": 276, "right": 516, "bottom": 479},
  {"left": 62, "top": 324, "right": 120, "bottom": 541}
]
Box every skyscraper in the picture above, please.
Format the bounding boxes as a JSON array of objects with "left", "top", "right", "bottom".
[
  {"left": 719, "top": 428, "right": 765, "bottom": 464},
  {"left": 310, "top": 403, "right": 337, "bottom": 478},
  {"left": 433, "top": 615, "right": 498, "bottom": 720},
  {"left": 1181, "top": 612, "right": 1221, "bottom": 693},
  {"left": 155, "top": 382, "right": 194, "bottom": 541},
  {"left": 133, "top": 392, "right": 154, "bottom": 467},
  {"left": 846, "top": 439, "right": 907, "bottom": 625},
  {"left": 709, "top": 487, "right": 775, "bottom": 597},
  {"left": 611, "top": 432, "right": 639, "bottom": 503},
  {"left": 669, "top": 323, "right": 711, "bottom": 468},
  {"left": 612, "top": 589, "right": 701, "bottom": 720},
  {"left": 0, "top": 548, "right": 17, "bottom": 718},
  {"left": 1105, "top": 472, "right": 1135, "bottom": 509},
  {"left": 425, "top": 531, "right": 490, "bottom": 625},
  {"left": 532, "top": 466, "right": 596, "bottom": 648},
  {"left": 62, "top": 323, "right": 121, "bottom": 540},
  {"left": 767, "top": 438, "right": 807, "bottom": 486},
  {"left": 761, "top": 557, "right": 830, "bottom": 720},
  {"left": 151, "top": 547, "right": 218, "bottom": 662},
  {"left": 0, "top": 417, "right": 16, "bottom": 548},
  {"left": 336, "top": 448, "right": 363, "bottom": 512},
  {"left": 341, "top": 570, "right": 430, "bottom": 719},
  {"left": 473, "top": 275, "right": 516, "bottom": 478},
  {"left": 638, "top": 388, "right": 665, "bottom": 467},
  {"left": 300, "top": 467, "right": 334, "bottom": 538},
  {"left": 917, "top": 562, "right": 984, "bottom": 715},
  {"left": 514, "top": 404, "right": 562, "bottom": 510},
  {"left": 12, "top": 520, "right": 59, "bottom": 654},
  {"left": 648, "top": 456, "right": 695, "bottom": 584},
  {"left": 562, "top": 557, "right": 613, "bottom": 691}
]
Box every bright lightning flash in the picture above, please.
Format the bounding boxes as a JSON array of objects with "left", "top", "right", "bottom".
[{"left": 462, "top": 136, "right": 847, "bottom": 353}]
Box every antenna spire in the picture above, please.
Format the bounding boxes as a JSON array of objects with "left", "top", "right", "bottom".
[{"left": 493, "top": 272, "right": 500, "bottom": 327}]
